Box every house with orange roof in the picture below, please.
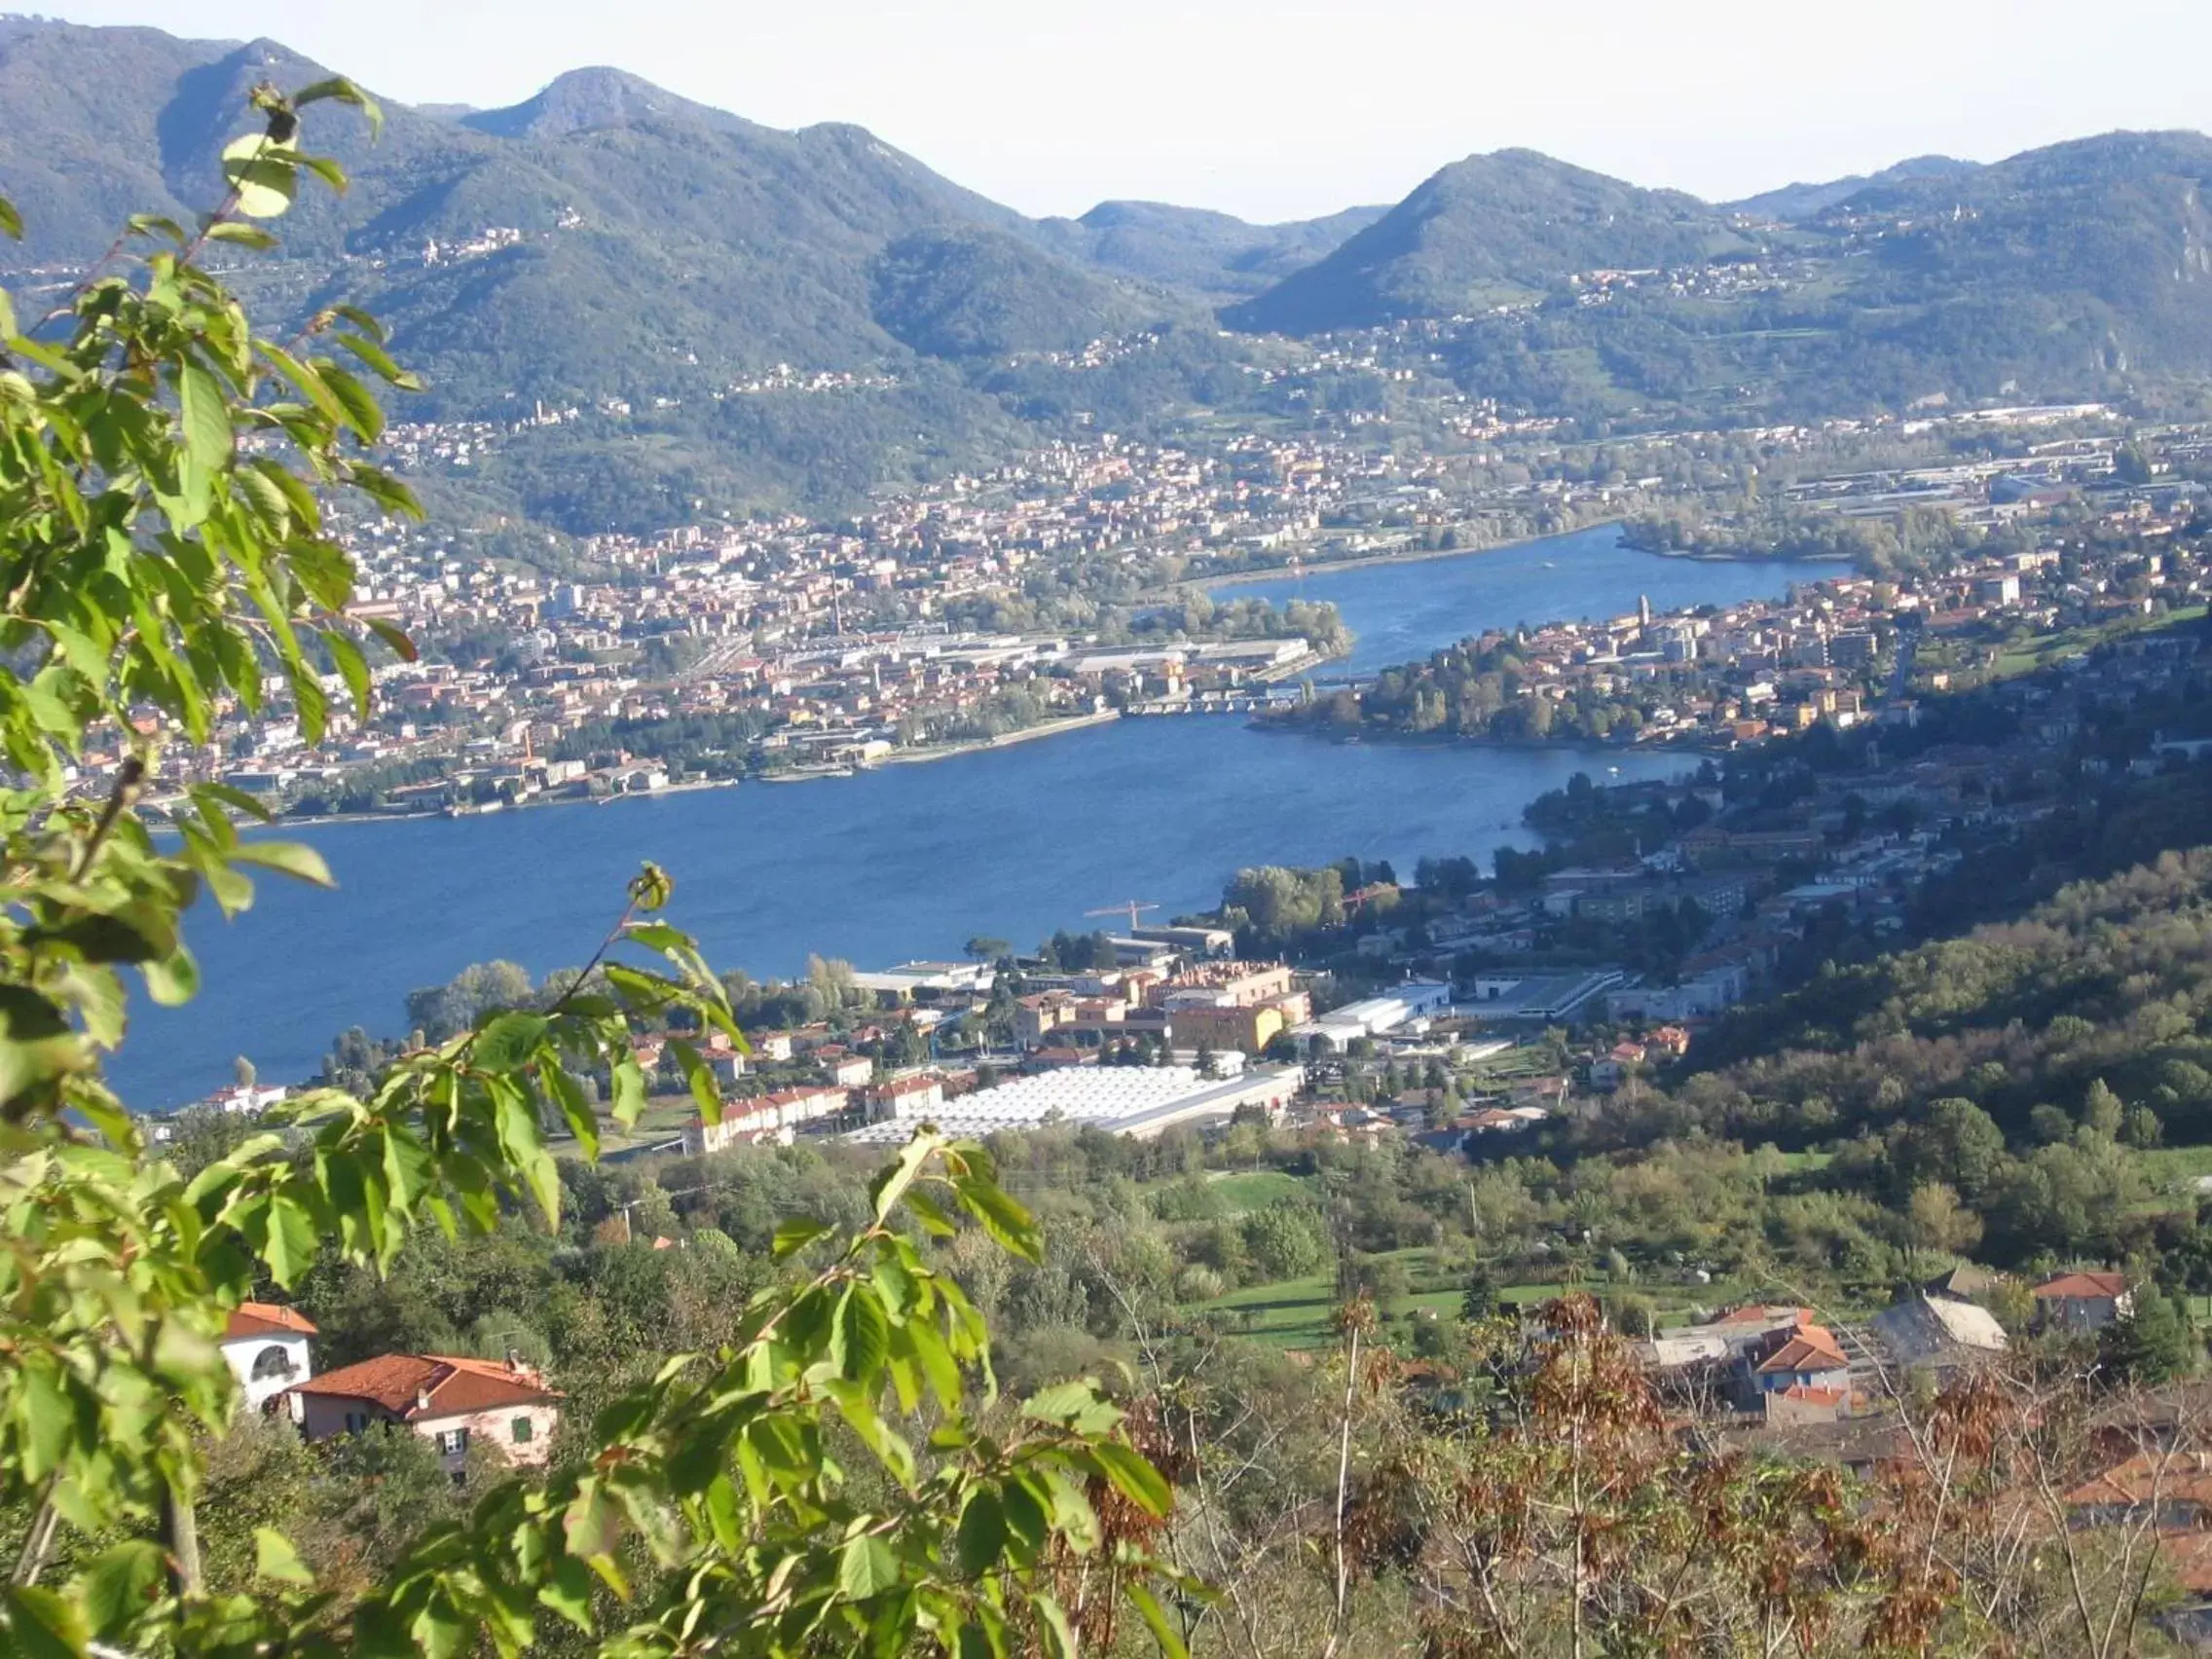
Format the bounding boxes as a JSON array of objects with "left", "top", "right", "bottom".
[
  {"left": 2034, "top": 1271, "right": 2134, "bottom": 1334},
  {"left": 220, "top": 1302, "right": 316, "bottom": 1416},
  {"left": 286, "top": 1352, "right": 561, "bottom": 1473},
  {"left": 1740, "top": 1319, "right": 1853, "bottom": 1404}
]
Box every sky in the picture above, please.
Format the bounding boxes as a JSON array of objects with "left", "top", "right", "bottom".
[{"left": 33, "top": 0, "right": 2212, "bottom": 222}]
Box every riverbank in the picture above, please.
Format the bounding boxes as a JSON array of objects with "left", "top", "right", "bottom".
[
  {"left": 1186, "top": 517, "right": 1627, "bottom": 593},
  {"left": 877, "top": 707, "right": 1122, "bottom": 765},
  {"left": 1248, "top": 716, "right": 1727, "bottom": 763},
  {"left": 260, "top": 775, "right": 741, "bottom": 830}
]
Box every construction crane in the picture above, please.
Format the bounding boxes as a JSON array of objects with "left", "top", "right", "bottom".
[{"left": 1086, "top": 900, "right": 1160, "bottom": 934}]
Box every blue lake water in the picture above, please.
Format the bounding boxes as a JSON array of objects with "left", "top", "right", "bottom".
[{"left": 116, "top": 527, "right": 1828, "bottom": 1106}]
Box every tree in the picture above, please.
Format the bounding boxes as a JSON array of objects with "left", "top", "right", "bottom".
[
  {"left": 232, "top": 1053, "right": 257, "bottom": 1090},
  {"left": 2082, "top": 1077, "right": 2126, "bottom": 1139},
  {"left": 1907, "top": 1180, "right": 1983, "bottom": 1265},
  {"left": 2099, "top": 1289, "right": 2198, "bottom": 1385},
  {"left": 0, "top": 97, "right": 1183, "bottom": 1659},
  {"left": 963, "top": 935, "right": 1011, "bottom": 964},
  {"left": 1461, "top": 1262, "right": 1500, "bottom": 1322}
]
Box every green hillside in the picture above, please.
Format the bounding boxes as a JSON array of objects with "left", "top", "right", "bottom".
[{"left": 1227, "top": 149, "right": 1756, "bottom": 331}]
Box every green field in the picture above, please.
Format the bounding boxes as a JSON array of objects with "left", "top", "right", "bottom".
[
  {"left": 1988, "top": 605, "right": 2208, "bottom": 682},
  {"left": 1190, "top": 1241, "right": 1763, "bottom": 1349},
  {"left": 2135, "top": 1144, "right": 2212, "bottom": 1194},
  {"left": 1203, "top": 1169, "right": 1312, "bottom": 1212}
]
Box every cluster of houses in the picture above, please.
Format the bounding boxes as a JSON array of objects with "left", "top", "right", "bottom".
[
  {"left": 1635, "top": 1268, "right": 2135, "bottom": 1427},
  {"left": 217, "top": 1304, "right": 559, "bottom": 1477}
]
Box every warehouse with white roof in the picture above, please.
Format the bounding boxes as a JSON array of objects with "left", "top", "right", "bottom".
[{"left": 843, "top": 1064, "right": 1304, "bottom": 1145}]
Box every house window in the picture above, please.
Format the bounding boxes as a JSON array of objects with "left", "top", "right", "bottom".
[
  {"left": 511, "top": 1416, "right": 534, "bottom": 1445},
  {"left": 435, "top": 1427, "right": 469, "bottom": 1456},
  {"left": 249, "top": 1345, "right": 295, "bottom": 1382}
]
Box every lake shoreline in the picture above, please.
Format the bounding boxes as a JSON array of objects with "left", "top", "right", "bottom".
[
  {"left": 264, "top": 712, "right": 1137, "bottom": 829},
  {"left": 1249, "top": 718, "right": 1727, "bottom": 764},
  {"left": 1189, "top": 517, "right": 1629, "bottom": 593}
]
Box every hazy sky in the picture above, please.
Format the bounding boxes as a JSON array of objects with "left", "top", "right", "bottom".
[{"left": 37, "top": 0, "right": 2212, "bottom": 222}]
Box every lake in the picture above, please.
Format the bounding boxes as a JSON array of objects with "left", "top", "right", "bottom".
[{"left": 116, "top": 527, "right": 1827, "bottom": 1106}]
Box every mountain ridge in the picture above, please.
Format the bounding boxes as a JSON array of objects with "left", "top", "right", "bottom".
[{"left": 14, "top": 18, "right": 2212, "bottom": 532}]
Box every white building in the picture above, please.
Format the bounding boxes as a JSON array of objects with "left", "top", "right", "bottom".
[
  {"left": 221, "top": 1302, "right": 316, "bottom": 1417},
  {"left": 1289, "top": 980, "right": 1454, "bottom": 1052},
  {"left": 843, "top": 1064, "right": 1304, "bottom": 1145}
]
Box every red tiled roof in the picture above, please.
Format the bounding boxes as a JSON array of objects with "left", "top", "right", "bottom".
[
  {"left": 2035, "top": 1272, "right": 2130, "bottom": 1300},
  {"left": 224, "top": 1302, "right": 317, "bottom": 1340},
  {"left": 2065, "top": 1453, "right": 2212, "bottom": 1509},
  {"left": 288, "top": 1352, "right": 558, "bottom": 1419},
  {"left": 1755, "top": 1325, "right": 1850, "bottom": 1375},
  {"left": 1712, "top": 1304, "right": 1812, "bottom": 1329},
  {"left": 1776, "top": 1383, "right": 1847, "bottom": 1407},
  {"left": 2159, "top": 1530, "right": 2212, "bottom": 1595}
]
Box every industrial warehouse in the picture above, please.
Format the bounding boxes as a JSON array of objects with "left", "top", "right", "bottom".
[{"left": 840, "top": 1064, "right": 1306, "bottom": 1144}]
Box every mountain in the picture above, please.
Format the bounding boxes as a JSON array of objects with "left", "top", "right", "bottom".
[
  {"left": 1726, "top": 155, "right": 1980, "bottom": 223},
  {"left": 1225, "top": 149, "right": 1755, "bottom": 333},
  {"left": 868, "top": 225, "right": 1175, "bottom": 358},
  {"left": 1031, "top": 200, "right": 1387, "bottom": 298},
  {"left": 1226, "top": 129, "right": 2212, "bottom": 422},
  {"left": 0, "top": 18, "right": 1382, "bottom": 531}
]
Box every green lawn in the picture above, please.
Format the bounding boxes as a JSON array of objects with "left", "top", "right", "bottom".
[
  {"left": 1988, "top": 606, "right": 2208, "bottom": 682},
  {"left": 2135, "top": 1145, "right": 2212, "bottom": 1193},
  {"left": 1203, "top": 1170, "right": 1312, "bottom": 1212},
  {"left": 1190, "top": 1244, "right": 1717, "bottom": 1349}
]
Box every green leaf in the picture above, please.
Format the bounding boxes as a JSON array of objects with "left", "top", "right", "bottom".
[
  {"left": 1021, "top": 1381, "right": 1113, "bottom": 1429},
  {"left": 537, "top": 1554, "right": 595, "bottom": 1633},
  {"left": 0, "top": 196, "right": 20, "bottom": 240},
  {"left": 833, "top": 1284, "right": 891, "bottom": 1386},
  {"left": 1090, "top": 1439, "right": 1173, "bottom": 1516},
  {"left": 264, "top": 1190, "right": 318, "bottom": 1287},
  {"left": 337, "top": 331, "right": 423, "bottom": 390},
  {"left": 252, "top": 1527, "right": 313, "bottom": 1585},
  {"left": 194, "top": 781, "right": 276, "bottom": 824},
  {"left": 142, "top": 947, "right": 201, "bottom": 1008},
  {"left": 294, "top": 76, "right": 385, "bottom": 139},
  {"left": 203, "top": 221, "right": 278, "bottom": 249},
  {"left": 869, "top": 1130, "right": 940, "bottom": 1223},
  {"left": 363, "top": 615, "right": 418, "bottom": 661},
  {"left": 77, "top": 1539, "right": 167, "bottom": 1635},
  {"left": 1126, "top": 1584, "right": 1190, "bottom": 1659},
  {"left": 317, "top": 362, "right": 385, "bottom": 441},
  {"left": 563, "top": 1480, "right": 625, "bottom": 1587},
  {"left": 955, "top": 1490, "right": 1008, "bottom": 1576},
  {"left": 473, "top": 1013, "right": 548, "bottom": 1074},
  {"left": 220, "top": 135, "right": 297, "bottom": 219},
  {"left": 230, "top": 839, "right": 334, "bottom": 886},
  {"left": 2, "top": 1584, "right": 89, "bottom": 1659},
  {"left": 610, "top": 1056, "right": 646, "bottom": 1129},
  {"left": 545, "top": 1064, "right": 599, "bottom": 1161},
  {"left": 178, "top": 362, "right": 234, "bottom": 487},
  {"left": 771, "top": 1216, "right": 832, "bottom": 1259},
  {"left": 1030, "top": 1593, "right": 1079, "bottom": 1659},
  {"left": 955, "top": 1174, "right": 1043, "bottom": 1264},
  {"left": 628, "top": 862, "right": 673, "bottom": 912},
  {"left": 325, "top": 629, "right": 371, "bottom": 718},
  {"left": 836, "top": 1533, "right": 902, "bottom": 1603},
  {"left": 904, "top": 1188, "right": 959, "bottom": 1238}
]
